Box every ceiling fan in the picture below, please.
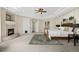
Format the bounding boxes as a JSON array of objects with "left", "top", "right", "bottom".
[{"left": 35, "top": 8, "right": 47, "bottom": 14}]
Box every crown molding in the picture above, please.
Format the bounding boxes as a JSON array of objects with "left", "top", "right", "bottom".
[{"left": 3, "top": 7, "right": 78, "bottom": 19}]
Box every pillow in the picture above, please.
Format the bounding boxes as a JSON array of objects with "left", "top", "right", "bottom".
[
  {"left": 75, "top": 28, "right": 79, "bottom": 34},
  {"left": 59, "top": 27, "right": 64, "bottom": 31},
  {"left": 64, "top": 27, "right": 69, "bottom": 31},
  {"left": 69, "top": 27, "right": 73, "bottom": 32}
]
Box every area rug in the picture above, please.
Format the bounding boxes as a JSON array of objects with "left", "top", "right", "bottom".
[{"left": 29, "top": 34, "right": 63, "bottom": 45}]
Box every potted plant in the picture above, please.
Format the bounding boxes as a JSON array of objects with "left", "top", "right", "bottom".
[
  {"left": 69, "top": 16, "right": 74, "bottom": 20},
  {"left": 63, "top": 18, "right": 66, "bottom": 22}
]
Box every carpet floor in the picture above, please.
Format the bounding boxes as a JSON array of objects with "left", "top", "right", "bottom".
[{"left": 29, "top": 34, "right": 63, "bottom": 45}]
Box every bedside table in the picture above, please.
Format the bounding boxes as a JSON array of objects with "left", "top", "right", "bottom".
[{"left": 68, "top": 34, "right": 79, "bottom": 46}]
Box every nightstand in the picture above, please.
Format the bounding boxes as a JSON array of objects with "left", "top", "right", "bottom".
[{"left": 68, "top": 34, "right": 79, "bottom": 46}]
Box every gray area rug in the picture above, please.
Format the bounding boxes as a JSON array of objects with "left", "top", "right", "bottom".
[{"left": 29, "top": 34, "right": 63, "bottom": 45}]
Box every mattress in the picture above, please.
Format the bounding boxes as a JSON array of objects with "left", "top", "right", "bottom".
[{"left": 48, "top": 30, "right": 73, "bottom": 39}]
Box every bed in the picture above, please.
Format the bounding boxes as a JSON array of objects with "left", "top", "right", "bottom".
[{"left": 47, "top": 28, "right": 73, "bottom": 40}]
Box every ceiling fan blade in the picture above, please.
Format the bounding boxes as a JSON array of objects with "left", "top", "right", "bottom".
[
  {"left": 36, "top": 11, "right": 39, "bottom": 13},
  {"left": 42, "top": 11, "right": 47, "bottom": 12},
  {"left": 35, "top": 8, "right": 47, "bottom": 14},
  {"left": 35, "top": 10, "right": 38, "bottom": 11},
  {"left": 36, "top": 12, "right": 39, "bottom": 13}
]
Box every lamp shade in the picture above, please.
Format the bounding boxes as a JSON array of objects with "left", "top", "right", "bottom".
[{"left": 56, "top": 25, "right": 60, "bottom": 27}]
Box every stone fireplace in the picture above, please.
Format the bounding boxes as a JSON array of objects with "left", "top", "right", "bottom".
[{"left": 8, "top": 28, "right": 14, "bottom": 36}]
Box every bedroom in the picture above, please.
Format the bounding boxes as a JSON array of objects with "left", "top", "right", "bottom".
[{"left": 0, "top": 7, "right": 79, "bottom": 52}]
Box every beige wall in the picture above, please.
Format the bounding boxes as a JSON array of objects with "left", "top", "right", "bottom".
[
  {"left": 54, "top": 8, "right": 79, "bottom": 33},
  {"left": 37, "top": 19, "right": 61, "bottom": 33},
  {"left": 14, "top": 15, "right": 22, "bottom": 35},
  {"left": 55, "top": 8, "right": 79, "bottom": 24},
  {"left": 1, "top": 8, "right": 6, "bottom": 41},
  {"left": 1, "top": 8, "right": 21, "bottom": 41},
  {"left": 45, "top": 19, "right": 62, "bottom": 29},
  {"left": 36, "top": 8, "right": 79, "bottom": 33},
  {"left": 15, "top": 16, "right": 23, "bottom": 35},
  {"left": 3, "top": 12, "right": 33, "bottom": 36},
  {"left": 0, "top": 8, "right": 1, "bottom": 42},
  {"left": 31, "top": 19, "right": 56, "bottom": 33},
  {"left": 1, "top": 7, "right": 79, "bottom": 38},
  {"left": 44, "top": 8, "right": 79, "bottom": 31}
]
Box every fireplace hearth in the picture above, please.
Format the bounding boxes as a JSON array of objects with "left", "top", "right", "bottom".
[{"left": 8, "top": 28, "right": 14, "bottom": 36}]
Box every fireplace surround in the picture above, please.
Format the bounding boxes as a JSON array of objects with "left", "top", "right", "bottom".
[{"left": 8, "top": 28, "right": 14, "bottom": 36}]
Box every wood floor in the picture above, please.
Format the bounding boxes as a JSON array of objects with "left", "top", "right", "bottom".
[{"left": 0, "top": 33, "right": 79, "bottom": 52}]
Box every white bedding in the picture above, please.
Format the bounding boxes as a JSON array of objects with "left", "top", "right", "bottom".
[{"left": 48, "top": 29, "right": 73, "bottom": 40}]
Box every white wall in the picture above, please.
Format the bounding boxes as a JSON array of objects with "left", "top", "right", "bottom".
[
  {"left": 16, "top": 16, "right": 32, "bottom": 35},
  {"left": 35, "top": 20, "right": 39, "bottom": 32},
  {"left": 23, "top": 17, "right": 31, "bottom": 34},
  {"left": 31, "top": 19, "right": 45, "bottom": 33},
  {"left": 31, "top": 19, "right": 39, "bottom": 33}
]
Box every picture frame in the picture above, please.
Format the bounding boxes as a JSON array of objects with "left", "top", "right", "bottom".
[{"left": 6, "top": 14, "right": 11, "bottom": 21}]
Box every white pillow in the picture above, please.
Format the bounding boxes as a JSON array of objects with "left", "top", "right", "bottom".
[
  {"left": 59, "top": 27, "right": 64, "bottom": 31},
  {"left": 75, "top": 28, "right": 79, "bottom": 34},
  {"left": 69, "top": 27, "right": 73, "bottom": 32}
]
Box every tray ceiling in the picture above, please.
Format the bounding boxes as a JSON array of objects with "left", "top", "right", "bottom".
[{"left": 4, "top": 7, "right": 77, "bottom": 19}]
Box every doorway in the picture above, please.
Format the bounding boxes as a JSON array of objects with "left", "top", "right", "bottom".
[{"left": 32, "top": 21, "right": 36, "bottom": 33}]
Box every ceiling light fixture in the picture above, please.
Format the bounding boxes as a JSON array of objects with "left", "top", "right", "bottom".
[{"left": 35, "top": 8, "right": 47, "bottom": 14}]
